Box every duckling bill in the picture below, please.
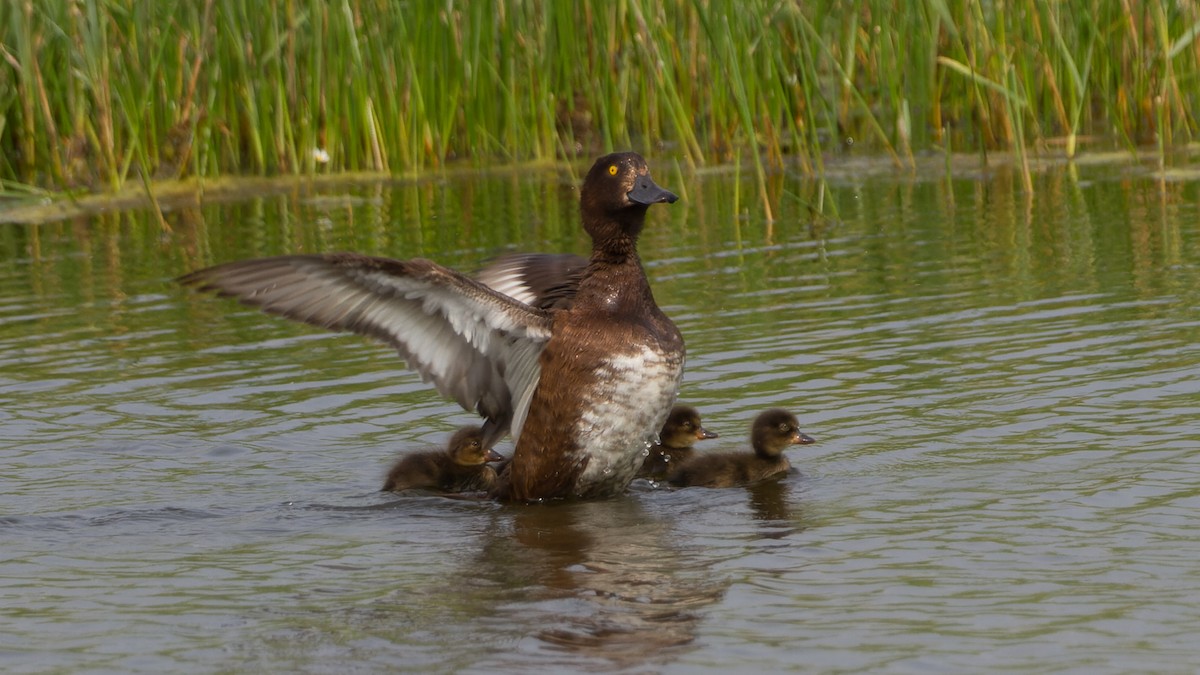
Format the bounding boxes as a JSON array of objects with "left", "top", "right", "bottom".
[
  {"left": 180, "top": 152, "right": 683, "bottom": 502},
  {"left": 667, "top": 409, "right": 815, "bottom": 489}
]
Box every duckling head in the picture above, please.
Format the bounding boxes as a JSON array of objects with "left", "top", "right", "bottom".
[
  {"left": 658, "top": 405, "right": 718, "bottom": 449},
  {"left": 750, "top": 409, "right": 816, "bottom": 458},
  {"left": 447, "top": 427, "right": 505, "bottom": 466}
]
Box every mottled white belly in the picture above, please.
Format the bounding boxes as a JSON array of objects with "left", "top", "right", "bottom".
[{"left": 572, "top": 344, "right": 684, "bottom": 496}]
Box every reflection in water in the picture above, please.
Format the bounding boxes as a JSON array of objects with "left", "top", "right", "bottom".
[
  {"left": 745, "top": 478, "right": 805, "bottom": 529},
  {"left": 477, "top": 498, "right": 727, "bottom": 669}
]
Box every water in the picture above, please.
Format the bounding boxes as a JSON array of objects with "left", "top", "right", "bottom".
[{"left": 2, "top": 156, "right": 1199, "bottom": 673}]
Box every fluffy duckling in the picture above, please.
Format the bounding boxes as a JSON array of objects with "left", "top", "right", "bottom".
[
  {"left": 383, "top": 427, "right": 504, "bottom": 493},
  {"left": 667, "top": 409, "right": 814, "bottom": 488},
  {"left": 637, "top": 405, "right": 718, "bottom": 480}
]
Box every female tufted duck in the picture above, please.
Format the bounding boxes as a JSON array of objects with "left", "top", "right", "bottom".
[
  {"left": 382, "top": 426, "right": 504, "bottom": 492},
  {"left": 637, "top": 405, "right": 718, "bottom": 480},
  {"left": 179, "top": 152, "right": 683, "bottom": 502},
  {"left": 667, "top": 409, "right": 815, "bottom": 488}
]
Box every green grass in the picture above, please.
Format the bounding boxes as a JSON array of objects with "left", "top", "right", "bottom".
[{"left": 2, "top": 0, "right": 1199, "bottom": 196}]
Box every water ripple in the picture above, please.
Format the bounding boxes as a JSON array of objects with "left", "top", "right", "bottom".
[{"left": 2, "top": 163, "right": 1200, "bottom": 672}]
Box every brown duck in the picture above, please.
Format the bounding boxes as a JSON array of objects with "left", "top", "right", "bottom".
[{"left": 180, "top": 152, "right": 682, "bottom": 502}]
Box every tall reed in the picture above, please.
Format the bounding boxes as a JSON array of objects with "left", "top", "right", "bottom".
[{"left": 2, "top": 0, "right": 1198, "bottom": 196}]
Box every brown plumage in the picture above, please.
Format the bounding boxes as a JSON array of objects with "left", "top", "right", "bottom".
[
  {"left": 382, "top": 427, "right": 504, "bottom": 493},
  {"left": 637, "top": 405, "right": 718, "bottom": 480},
  {"left": 179, "top": 152, "right": 681, "bottom": 503},
  {"left": 667, "top": 409, "right": 815, "bottom": 489},
  {"left": 487, "top": 153, "right": 684, "bottom": 501}
]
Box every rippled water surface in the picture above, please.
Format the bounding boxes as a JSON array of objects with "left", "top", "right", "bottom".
[{"left": 3, "top": 157, "right": 1199, "bottom": 673}]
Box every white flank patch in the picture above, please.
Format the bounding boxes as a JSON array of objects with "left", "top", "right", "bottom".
[{"left": 573, "top": 344, "right": 684, "bottom": 494}]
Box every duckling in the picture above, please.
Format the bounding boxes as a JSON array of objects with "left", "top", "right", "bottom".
[
  {"left": 667, "top": 409, "right": 815, "bottom": 488},
  {"left": 382, "top": 427, "right": 504, "bottom": 493},
  {"left": 637, "top": 405, "right": 718, "bottom": 480}
]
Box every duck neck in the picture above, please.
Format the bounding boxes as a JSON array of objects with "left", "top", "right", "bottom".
[
  {"left": 584, "top": 209, "right": 646, "bottom": 265},
  {"left": 589, "top": 239, "right": 639, "bottom": 266},
  {"left": 753, "top": 442, "right": 780, "bottom": 460}
]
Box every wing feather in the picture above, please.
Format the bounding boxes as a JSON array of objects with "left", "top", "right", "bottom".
[
  {"left": 179, "top": 253, "right": 553, "bottom": 444},
  {"left": 476, "top": 253, "right": 587, "bottom": 310}
]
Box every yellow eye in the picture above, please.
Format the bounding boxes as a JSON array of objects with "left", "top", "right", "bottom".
[{"left": 608, "top": 165, "right": 618, "bottom": 176}]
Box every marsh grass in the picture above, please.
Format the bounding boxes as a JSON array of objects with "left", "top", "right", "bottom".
[{"left": 2, "top": 0, "right": 1199, "bottom": 197}]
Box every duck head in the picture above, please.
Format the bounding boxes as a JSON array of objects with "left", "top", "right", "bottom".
[
  {"left": 447, "top": 427, "right": 505, "bottom": 466},
  {"left": 580, "top": 152, "right": 678, "bottom": 245},
  {"left": 750, "top": 409, "right": 816, "bottom": 459},
  {"left": 658, "top": 405, "right": 718, "bottom": 449}
]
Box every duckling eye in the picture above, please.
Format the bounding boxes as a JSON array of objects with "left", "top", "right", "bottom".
[
  {"left": 779, "top": 424, "right": 790, "bottom": 433},
  {"left": 607, "top": 164, "right": 618, "bottom": 176}
]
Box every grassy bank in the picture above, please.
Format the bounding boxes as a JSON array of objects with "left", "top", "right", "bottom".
[{"left": 2, "top": 0, "right": 1198, "bottom": 196}]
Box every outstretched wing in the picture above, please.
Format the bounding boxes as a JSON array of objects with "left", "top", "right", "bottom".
[
  {"left": 476, "top": 252, "right": 588, "bottom": 310},
  {"left": 179, "top": 253, "right": 553, "bottom": 445}
]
